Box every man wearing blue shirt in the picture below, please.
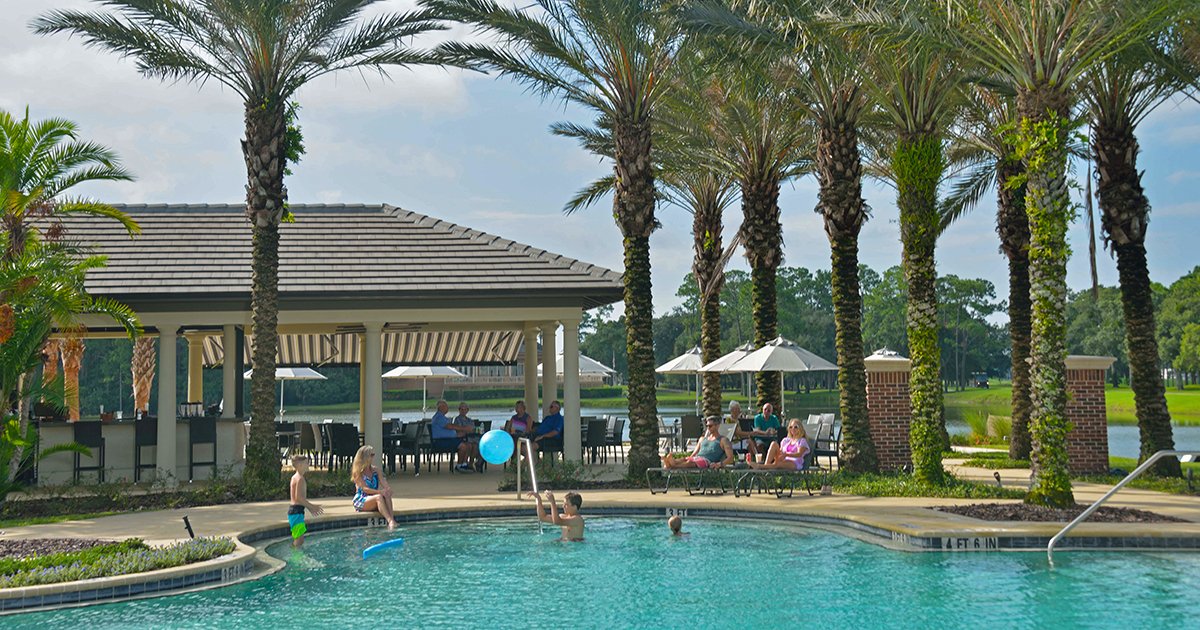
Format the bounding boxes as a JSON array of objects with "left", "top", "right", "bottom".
[{"left": 529, "top": 400, "right": 564, "bottom": 456}]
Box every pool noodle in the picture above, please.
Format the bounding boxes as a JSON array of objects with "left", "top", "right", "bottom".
[{"left": 362, "top": 537, "right": 405, "bottom": 559}]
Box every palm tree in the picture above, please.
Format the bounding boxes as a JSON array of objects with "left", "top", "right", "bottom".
[
  {"left": 35, "top": 0, "right": 449, "bottom": 486},
  {"left": 942, "top": 0, "right": 1183, "bottom": 507},
  {"left": 0, "top": 109, "right": 137, "bottom": 261},
  {"left": 1081, "top": 35, "right": 1198, "bottom": 476},
  {"left": 853, "top": 1, "right": 966, "bottom": 484},
  {"left": 942, "top": 86, "right": 1035, "bottom": 461}
]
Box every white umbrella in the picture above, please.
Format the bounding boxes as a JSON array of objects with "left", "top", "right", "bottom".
[
  {"left": 656, "top": 347, "right": 704, "bottom": 413},
  {"left": 382, "top": 365, "right": 467, "bottom": 415},
  {"left": 243, "top": 367, "right": 327, "bottom": 417},
  {"left": 537, "top": 352, "right": 616, "bottom": 377},
  {"left": 724, "top": 336, "right": 838, "bottom": 415},
  {"left": 696, "top": 341, "right": 757, "bottom": 373}
]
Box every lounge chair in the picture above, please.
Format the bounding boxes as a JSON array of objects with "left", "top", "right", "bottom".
[
  {"left": 645, "top": 462, "right": 731, "bottom": 496},
  {"left": 731, "top": 447, "right": 828, "bottom": 498}
]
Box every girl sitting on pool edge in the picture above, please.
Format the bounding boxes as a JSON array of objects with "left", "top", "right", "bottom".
[
  {"left": 351, "top": 445, "right": 396, "bottom": 530},
  {"left": 530, "top": 490, "right": 584, "bottom": 541}
]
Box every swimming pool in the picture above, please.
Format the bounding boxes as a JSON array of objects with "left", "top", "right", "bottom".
[{"left": 10, "top": 517, "right": 1200, "bottom": 628}]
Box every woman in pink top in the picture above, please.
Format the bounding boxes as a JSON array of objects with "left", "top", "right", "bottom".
[{"left": 748, "top": 420, "right": 809, "bottom": 470}]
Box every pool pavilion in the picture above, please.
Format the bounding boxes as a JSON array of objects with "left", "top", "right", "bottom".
[{"left": 48, "top": 203, "right": 623, "bottom": 484}]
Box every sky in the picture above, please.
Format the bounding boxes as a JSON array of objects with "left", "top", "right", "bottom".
[{"left": 5, "top": 0, "right": 1200, "bottom": 322}]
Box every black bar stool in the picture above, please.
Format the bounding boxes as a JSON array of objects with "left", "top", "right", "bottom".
[
  {"left": 189, "top": 417, "right": 217, "bottom": 481},
  {"left": 133, "top": 415, "right": 158, "bottom": 482},
  {"left": 72, "top": 421, "right": 105, "bottom": 483}
]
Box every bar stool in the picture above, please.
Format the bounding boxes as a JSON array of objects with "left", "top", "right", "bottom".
[
  {"left": 189, "top": 417, "right": 217, "bottom": 481},
  {"left": 72, "top": 421, "right": 105, "bottom": 483},
  {"left": 133, "top": 415, "right": 158, "bottom": 482}
]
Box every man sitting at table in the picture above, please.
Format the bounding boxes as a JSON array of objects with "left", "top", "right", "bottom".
[
  {"left": 527, "top": 400, "right": 564, "bottom": 457},
  {"left": 430, "top": 400, "right": 471, "bottom": 472},
  {"left": 450, "top": 402, "right": 483, "bottom": 473}
]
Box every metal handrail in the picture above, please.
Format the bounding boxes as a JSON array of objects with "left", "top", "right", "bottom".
[
  {"left": 1047, "top": 450, "right": 1198, "bottom": 565},
  {"left": 515, "top": 438, "right": 544, "bottom": 535}
]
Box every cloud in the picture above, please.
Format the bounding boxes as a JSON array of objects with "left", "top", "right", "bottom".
[{"left": 1167, "top": 170, "right": 1200, "bottom": 185}]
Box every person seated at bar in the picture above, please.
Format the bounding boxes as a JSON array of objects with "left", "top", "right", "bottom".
[
  {"left": 450, "top": 401, "right": 483, "bottom": 473},
  {"left": 527, "top": 400, "right": 564, "bottom": 457}
]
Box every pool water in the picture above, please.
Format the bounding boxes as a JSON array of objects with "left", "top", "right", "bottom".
[{"left": 11, "top": 517, "right": 1200, "bottom": 628}]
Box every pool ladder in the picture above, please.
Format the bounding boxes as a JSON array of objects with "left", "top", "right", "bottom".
[{"left": 1047, "top": 449, "right": 1200, "bottom": 565}]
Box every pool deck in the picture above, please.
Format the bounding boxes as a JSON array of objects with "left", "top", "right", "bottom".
[{"left": 3, "top": 460, "right": 1198, "bottom": 549}]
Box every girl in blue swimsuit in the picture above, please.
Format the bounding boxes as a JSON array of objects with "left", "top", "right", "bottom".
[{"left": 351, "top": 445, "right": 396, "bottom": 530}]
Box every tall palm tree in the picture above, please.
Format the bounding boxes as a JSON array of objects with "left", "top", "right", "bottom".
[
  {"left": 942, "top": 0, "right": 1183, "bottom": 507},
  {"left": 424, "top": 0, "right": 680, "bottom": 475},
  {"left": 1081, "top": 36, "right": 1198, "bottom": 476},
  {"left": 36, "top": 0, "right": 449, "bottom": 486},
  {"left": 0, "top": 109, "right": 137, "bottom": 261},
  {"left": 853, "top": 1, "right": 966, "bottom": 484},
  {"left": 941, "top": 86, "right": 1035, "bottom": 461},
  {"left": 689, "top": 0, "right": 879, "bottom": 472}
]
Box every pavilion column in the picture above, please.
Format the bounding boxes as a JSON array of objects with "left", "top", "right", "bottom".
[
  {"left": 540, "top": 323, "right": 557, "bottom": 418},
  {"left": 156, "top": 326, "right": 178, "bottom": 483},
  {"left": 363, "top": 322, "right": 384, "bottom": 454},
  {"left": 185, "top": 333, "right": 205, "bottom": 403},
  {"left": 221, "top": 325, "right": 237, "bottom": 418},
  {"left": 562, "top": 318, "right": 581, "bottom": 462},
  {"left": 523, "top": 326, "right": 539, "bottom": 414},
  {"left": 358, "top": 335, "right": 367, "bottom": 430}
]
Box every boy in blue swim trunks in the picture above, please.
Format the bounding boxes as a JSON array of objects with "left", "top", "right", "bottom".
[{"left": 288, "top": 455, "right": 325, "bottom": 547}]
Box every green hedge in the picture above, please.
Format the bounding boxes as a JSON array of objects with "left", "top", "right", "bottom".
[{"left": 0, "top": 537, "right": 236, "bottom": 588}]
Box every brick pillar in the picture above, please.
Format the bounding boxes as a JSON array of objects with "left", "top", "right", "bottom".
[
  {"left": 865, "top": 349, "right": 912, "bottom": 472},
  {"left": 1065, "top": 355, "right": 1115, "bottom": 474}
]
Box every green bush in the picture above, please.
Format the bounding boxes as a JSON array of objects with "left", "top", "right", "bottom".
[
  {"left": 0, "top": 537, "right": 235, "bottom": 588},
  {"left": 498, "top": 459, "right": 600, "bottom": 492},
  {"left": 832, "top": 471, "right": 1025, "bottom": 499},
  {"left": 961, "top": 455, "right": 1030, "bottom": 469}
]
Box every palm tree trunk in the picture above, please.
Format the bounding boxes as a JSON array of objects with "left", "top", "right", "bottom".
[
  {"left": 996, "top": 158, "right": 1033, "bottom": 461},
  {"left": 241, "top": 101, "right": 288, "bottom": 487},
  {"left": 740, "top": 174, "right": 782, "bottom": 411},
  {"left": 1092, "top": 120, "right": 1180, "bottom": 477},
  {"left": 613, "top": 120, "right": 659, "bottom": 476},
  {"left": 693, "top": 195, "right": 724, "bottom": 419},
  {"left": 817, "top": 108, "right": 877, "bottom": 473},
  {"left": 1018, "top": 93, "right": 1075, "bottom": 508},
  {"left": 896, "top": 136, "right": 946, "bottom": 484}
]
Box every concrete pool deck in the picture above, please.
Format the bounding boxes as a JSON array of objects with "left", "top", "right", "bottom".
[{"left": 3, "top": 462, "right": 1198, "bottom": 548}]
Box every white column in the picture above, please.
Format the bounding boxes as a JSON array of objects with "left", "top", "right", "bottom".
[
  {"left": 363, "top": 322, "right": 384, "bottom": 454},
  {"left": 156, "top": 326, "right": 178, "bottom": 483},
  {"left": 562, "top": 318, "right": 582, "bottom": 462},
  {"left": 540, "top": 323, "right": 557, "bottom": 418},
  {"left": 523, "top": 326, "right": 539, "bottom": 414},
  {"left": 221, "top": 325, "right": 237, "bottom": 419},
  {"left": 185, "top": 333, "right": 205, "bottom": 403}
]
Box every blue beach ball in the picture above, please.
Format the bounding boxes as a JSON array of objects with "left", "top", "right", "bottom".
[{"left": 479, "top": 429, "right": 515, "bottom": 464}]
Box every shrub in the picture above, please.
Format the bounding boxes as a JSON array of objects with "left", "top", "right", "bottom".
[
  {"left": 0, "top": 537, "right": 235, "bottom": 588},
  {"left": 498, "top": 459, "right": 600, "bottom": 492},
  {"left": 832, "top": 471, "right": 1025, "bottom": 499}
]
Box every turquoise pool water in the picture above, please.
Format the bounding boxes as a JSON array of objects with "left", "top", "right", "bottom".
[{"left": 11, "top": 517, "right": 1200, "bottom": 628}]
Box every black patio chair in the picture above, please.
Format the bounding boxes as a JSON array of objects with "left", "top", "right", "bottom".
[
  {"left": 188, "top": 417, "right": 217, "bottom": 481},
  {"left": 72, "top": 421, "right": 105, "bottom": 483},
  {"left": 328, "top": 423, "right": 360, "bottom": 472},
  {"left": 607, "top": 418, "right": 626, "bottom": 462},
  {"left": 679, "top": 414, "right": 704, "bottom": 451},
  {"left": 585, "top": 418, "right": 608, "bottom": 464},
  {"left": 133, "top": 415, "right": 157, "bottom": 482},
  {"left": 388, "top": 421, "right": 423, "bottom": 475}
]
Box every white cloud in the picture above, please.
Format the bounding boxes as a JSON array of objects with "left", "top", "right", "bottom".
[{"left": 1167, "top": 170, "right": 1200, "bottom": 185}]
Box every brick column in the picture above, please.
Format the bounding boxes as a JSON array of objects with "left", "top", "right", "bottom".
[
  {"left": 1065, "top": 355, "right": 1115, "bottom": 474},
  {"left": 864, "top": 350, "right": 912, "bottom": 472}
]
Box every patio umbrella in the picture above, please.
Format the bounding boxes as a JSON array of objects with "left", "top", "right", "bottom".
[
  {"left": 656, "top": 347, "right": 704, "bottom": 413},
  {"left": 381, "top": 365, "right": 467, "bottom": 415},
  {"left": 695, "top": 341, "right": 758, "bottom": 373},
  {"left": 243, "top": 367, "right": 327, "bottom": 418},
  {"left": 537, "top": 352, "right": 616, "bottom": 377},
  {"left": 724, "top": 337, "right": 838, "bottom": 416}
]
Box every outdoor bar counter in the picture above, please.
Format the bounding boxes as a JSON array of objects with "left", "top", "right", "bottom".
[{"left": 36, "top": 417, "right": 247, "bottom": 485}]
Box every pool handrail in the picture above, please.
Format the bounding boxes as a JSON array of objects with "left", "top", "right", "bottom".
[
  {"left": 1047, "top": 449, "right": 1199, "bottom": 565},
  {"left": 516, "top": 437, "right": 544, "bottom": 535}
]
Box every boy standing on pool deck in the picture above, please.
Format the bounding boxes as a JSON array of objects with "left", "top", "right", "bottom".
[
  {"left": 530, "top": 490, "right": 584, "bottom": 541},
  {"left": 289, "top": 455, "right": 325, "bottom": 547}
]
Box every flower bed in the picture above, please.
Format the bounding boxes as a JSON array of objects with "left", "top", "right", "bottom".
[{"left": 0, "top": 537, "right": 236, "bottom": 588}]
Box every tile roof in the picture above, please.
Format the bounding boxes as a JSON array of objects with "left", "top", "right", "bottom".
[{"left": 61, "top": 203, "right": 624, "bottom": 310}]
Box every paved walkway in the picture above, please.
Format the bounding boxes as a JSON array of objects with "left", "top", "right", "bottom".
[{"left": 3, "top": 461, "right": 1198, "bottom": 548}]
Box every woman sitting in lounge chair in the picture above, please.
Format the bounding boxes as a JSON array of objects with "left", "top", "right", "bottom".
[
  {"left": 748, "top": 420, "right": 809, "bottom": 470},
  {"left": 661, "top": 416, "right": 735, "bottom": 469}
]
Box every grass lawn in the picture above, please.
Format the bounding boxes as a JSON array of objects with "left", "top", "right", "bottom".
[{"left": 943, "top": 382, "right": 1200, "bottom": 425}]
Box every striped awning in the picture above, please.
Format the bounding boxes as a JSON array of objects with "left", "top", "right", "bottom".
[{"left": 201, "top": 330, "right": 524, "bottom": 367}]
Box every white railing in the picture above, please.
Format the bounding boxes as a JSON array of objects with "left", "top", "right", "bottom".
[
  {"left": 516, "top": 437, "right": 543, "bottom": 534},
  {"left": 1047, "top": 450, "right": 1199, "bottom": 565}
]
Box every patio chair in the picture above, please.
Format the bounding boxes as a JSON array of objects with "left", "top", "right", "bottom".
[
  {"left": 388, "top": 421, "right": 423, "bottom": 475},
  {"left": 657, "top": 416, "right": 678, "bottom": 452},
  {"left": 72, "top": 421, "right": 105, "bottom": 483},
  {"left": 812, "top": 415, "right": 839, "bottom": 468},
  {"left": 133, "top": 415, "right": 157, "bottom": 482},
  {"left": 299, "top": 422, "right": 319, "bottom": 467},
  {"left": 328, "top": 423, "right": 359, "bottom": 472},
  {"left": 679, "top": 414, "right": 703, "bottom": 451},
  {"left": 585, "top": 418, "right": 608, "bottom": 464},
  {"left": 607, "top": 418, "right": 626, "bottom": 462},
  {"left": 188, "top": 417, "right": 217, "bottom": 481}
]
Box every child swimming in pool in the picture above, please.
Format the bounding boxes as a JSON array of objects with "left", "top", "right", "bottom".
[
  {"left": 668, "top": 515, "right": 687, "bottom": 537},
  {"left": 530, "top": 490, "right": 584, "bottom": 541}
]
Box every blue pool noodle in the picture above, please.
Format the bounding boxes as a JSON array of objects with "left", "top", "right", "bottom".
[{"left": 362, "top": 538, "right": 405, "bottom": 559}]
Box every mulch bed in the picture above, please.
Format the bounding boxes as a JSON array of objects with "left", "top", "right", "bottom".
[
  {"left": 0, "top": 538, "right": 110, "bottom": 560},
  {"left": 935, "top": 503, "right": 1187, "bottom": 523}
]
